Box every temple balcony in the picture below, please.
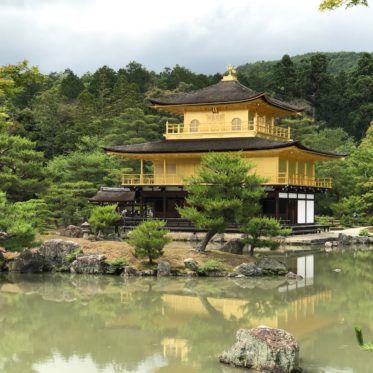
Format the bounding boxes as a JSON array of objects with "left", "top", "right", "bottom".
[
  {"left": 164, "top": 116, "right": 291, "bottom": 141},
  {"left": 121, "top": 173, "right": 332, "bottom": 188}
]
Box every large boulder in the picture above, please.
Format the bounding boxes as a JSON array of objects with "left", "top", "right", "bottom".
[
  {"left": 122, "top": 265, "right": 141, "bottom": 277},
  {"left": 355, "top": 235, "right": 373, "bottom": 244},
  {"left": 157, "top": 261, "right": 171, "bottom": 277},
  {"left": 234, "top": 263, "right": 262, "bottom": 277},
  {"left": 70, "top": 253, "right": 108, "bottom": 275},
  {"left": 256, "top": 257, "right": 288, "bottom": 275},
  {"left": 338, "top": 233, "right": 353, "bottom": 245},
  {"left": 220, "top": 239, "right": 245, "bottom": 254},
  {"left": 219, "top": 327, "right": 300, "bottom": 372},
  {"left": 184, "top": 258, "right": 199, "bottom": 272},
  {"left": 63, "top": 225, "right": 83, "bottom": 238},
  {"left": 8, "top": 248, "right": 45, "bottom": 273},
  {"left": 39, "top": 239, "right": 81, "bottom": 271}
]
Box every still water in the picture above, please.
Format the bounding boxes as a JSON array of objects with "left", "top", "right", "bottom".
[{"left": 1, "top": 250, "right": 373, "bottom": 373}]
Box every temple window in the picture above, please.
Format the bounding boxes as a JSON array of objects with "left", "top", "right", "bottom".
[
  {"left": 190, "top": 119, "right": 200, "bottom": 132},
  {"left": 231, "top": 118, "right": 241, "bottom": 131}
]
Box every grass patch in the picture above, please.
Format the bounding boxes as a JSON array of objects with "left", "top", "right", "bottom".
[
  {"left": 359, "top": 228, "right": 370, "bottom": 237},
  {"left": 198, "top": 259, "right": 227, "bottom": 274}
]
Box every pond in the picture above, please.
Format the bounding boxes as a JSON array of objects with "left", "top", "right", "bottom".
[{"left": 1, "top": 249, "right": 373, "bottom": 372}]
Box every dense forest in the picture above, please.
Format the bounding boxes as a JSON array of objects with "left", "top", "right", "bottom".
[{"left": 0, "top": 51, "right": 372, "bottom": 240}]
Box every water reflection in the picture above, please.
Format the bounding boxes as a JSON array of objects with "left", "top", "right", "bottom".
[{"left": 1, "top": 250, "right": 373, "bottom": 372}]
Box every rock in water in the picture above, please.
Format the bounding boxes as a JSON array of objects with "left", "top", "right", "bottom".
[
  {"left": 40, "top": 239, "right": 81, "bottom": 271},
  {"left": 70, "top": 253, "right": 107, "bottom": 274},
  {"left": 183, "top": 258, "right": 199, "bottom": 272},
  {"left": 234, "top": 263, "right": 262, "bottom": 277},
  {"left": 8, "top": 248, "right": 45, "bottom": 273},
  {"left": 157, "top": 261, "right": 171, "bottom": 276},
  {"left": 0, "top": 250, "right": 5, "bottom": 271},
  {"left": 338, "top": 233, "right": 353, "bottom": 245},
  {"left": 219, "top": 327, "right": 300, "bottom": 372},
  {"left": 256, "top": 257, "right": 288, "bottom": 275}
]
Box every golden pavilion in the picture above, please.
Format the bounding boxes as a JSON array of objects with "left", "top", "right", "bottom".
[{"left": 102, "top": 66, "right": 345, "bottom": 231}]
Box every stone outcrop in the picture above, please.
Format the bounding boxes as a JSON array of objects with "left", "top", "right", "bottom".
[
  {"left": 219, "top": 327, "right": 300, "bottom": 372},
  {"left": 70, "top": 253, "right": 108, "bottom": 275},
  {"left": 233, "top": 258, "right": 288, "bottom": 277},
  {"left": 8, "top": 248, "right": 45, "bottom": 273},
  {"left": 220, "top": 239, "right": 245, "bottom": 254},
  {"left": 184, "top": 258, "right": 199, "bottom": 272},
  {"left": 0, "top": 250, "right": 5, "bottom": 271},
  {"left": 63, "top": 225, "right": 83, "bottom": 238},
  {"left": 256, "top": 258, "right": 288, "bottom": 275},
  {"left": 39, "top": 239, "right": 81, "bottom": 271},
  {"left": 157, "top": 261, "right": 171, "bottom": 276},
  {"left": 234, "top": 263, "right": 262, "bottom": 277},
  {"left": 122, "top": 265, "right": 141, "bottom": 277}
]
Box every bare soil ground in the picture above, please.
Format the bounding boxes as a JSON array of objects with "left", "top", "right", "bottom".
[{"left": 38, "top": 234, "right": 254, "bottom": 270}]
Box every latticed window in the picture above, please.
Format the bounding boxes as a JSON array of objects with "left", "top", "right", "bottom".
[
  {"left": 231, "top": 118, "right": 241, "bottom": 131},
  {"left": 190, "top": 119, "right": 200, "bottom": 132}
]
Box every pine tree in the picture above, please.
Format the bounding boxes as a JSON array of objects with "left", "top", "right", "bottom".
[{"left": 178, "top": 153, "right": 265, "bottom": 252}]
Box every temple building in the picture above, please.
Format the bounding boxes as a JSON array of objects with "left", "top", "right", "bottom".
[{"left": 102, "top": 66, "right": 345, "bottom": 230}]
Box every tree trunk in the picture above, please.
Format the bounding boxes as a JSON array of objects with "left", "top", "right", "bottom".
[
  {"left": 196, "top": 230, "right": 216, "bottom": 252},
  {"left": 250, "top": 244, "right": 255, "bottom": 257}
]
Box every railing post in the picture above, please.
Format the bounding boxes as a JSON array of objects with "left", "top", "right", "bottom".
[
  {"left": 163, "top": 159, "right": 166, "bottom": 185},
  {"left": 254, "top": 113, "right": 258, "bottom": 134},
  {"left": 166, "top": 121, "right": 169, "bottom": 134},
  {"left": 140, "top": 159, "right": 144, "bottom": 184},
  {"left": 287, "top": 127, "right": 291, "bottom": 139}
]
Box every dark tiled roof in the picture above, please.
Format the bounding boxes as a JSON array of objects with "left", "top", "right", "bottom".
[
  {"left": 103, "top": 138, "right": 346, "bottom": 157},
  {"left": 149, "top": 80, "right": 301, "bottom": 112},
  {"left": 89, "top": 188, "right": 135, "bottom": 203}
]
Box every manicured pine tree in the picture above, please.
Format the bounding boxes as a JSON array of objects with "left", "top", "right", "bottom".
[{"left": 178, "top": 152, "right": 265, "bottom": 252}]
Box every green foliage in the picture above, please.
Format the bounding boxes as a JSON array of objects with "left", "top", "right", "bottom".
[
  {"left": 354, "top": 327, "right": 373, "bottom": 351},
  {"left": 43, "top": 181, "right": 96, "bottom": 226},
  {"left": 178, "top": 152, "right": 265, "bottom": 251},
  {"left": 0, "top": 132, "right": 47, "bottom": 201},
  {"left": 198, "top": 259, "right": 227, "bottom": 274},
  {"left": 359, "top": 229, "right": 370, "bottom": 237},
  {"left": 14, "top": 199, "right": 53, "bottom": 232},
  {"left": 89, "top": 205, "right": 120, "bottom": 234},
  {"left": 131, "top": 220, "right": 170, "bottom": 264},
  {"left": 320, "top": 0, "right": 368, "bottom": 11},
  {"left": 315, "top": 215, "right": 335, "bottom": 225},
  {"left": 331, "top": 195, "right": 366, "bottom": 222},
  {"left": 65, "top": 248, "right": 83, "bottom": 263},
  {"left": 0, "top": 192, "right": 38, "bottom": 251},
  {"left": 243, "top": 217, "right": 291, "bottom": 256},
  {"left": 105, "top": 257, "right": 129, "bottom": 274}
]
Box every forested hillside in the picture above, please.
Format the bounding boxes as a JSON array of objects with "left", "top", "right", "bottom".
[{"left": 0, "top": 52, "right": 372, "bottom": 240}]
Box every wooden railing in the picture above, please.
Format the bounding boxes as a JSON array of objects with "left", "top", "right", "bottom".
[
  {"left": 165, "top": 117, "right": 291, "bottom": 141},
  {"left": 122, "top": 172, "right": 332, "bottom": 188},
  {"left": 263, "top": 173, "right": 332, "bottom": 188}
]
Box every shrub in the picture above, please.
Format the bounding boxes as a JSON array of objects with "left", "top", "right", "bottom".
[
  {"left": 65, "top": 248, "right": 83, "bottom": 263},
  {"left": 198, "top": 259, "right": 227, "bottom": 274},
  {"left": 89, "top": 205, "right": 120, "bottom": 234},
  {"left": 243, "top": 217, "right": 291, "bottom": 256},
  {"left": 359, "top": 228, "right": 370, "bottom": 237},
  {"left": 106, "top": 257, "right": 129, "bottom": 274},
  {"left": 131, "top": 220, "right": 170, "bottom": 264}
]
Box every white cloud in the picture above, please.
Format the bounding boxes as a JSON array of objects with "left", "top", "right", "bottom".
[{"left": 0, "top": 0, "right": 372, "bottom": 74}]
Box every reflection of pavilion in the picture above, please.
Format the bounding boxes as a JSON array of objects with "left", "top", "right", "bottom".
[{"left": 159, "top": 288, "right": 334, "bottom": 363}]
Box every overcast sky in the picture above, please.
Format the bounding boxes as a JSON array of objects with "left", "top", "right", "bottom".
[{"left": 0, "top": 0, "right": 373, "bottom": 75}]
